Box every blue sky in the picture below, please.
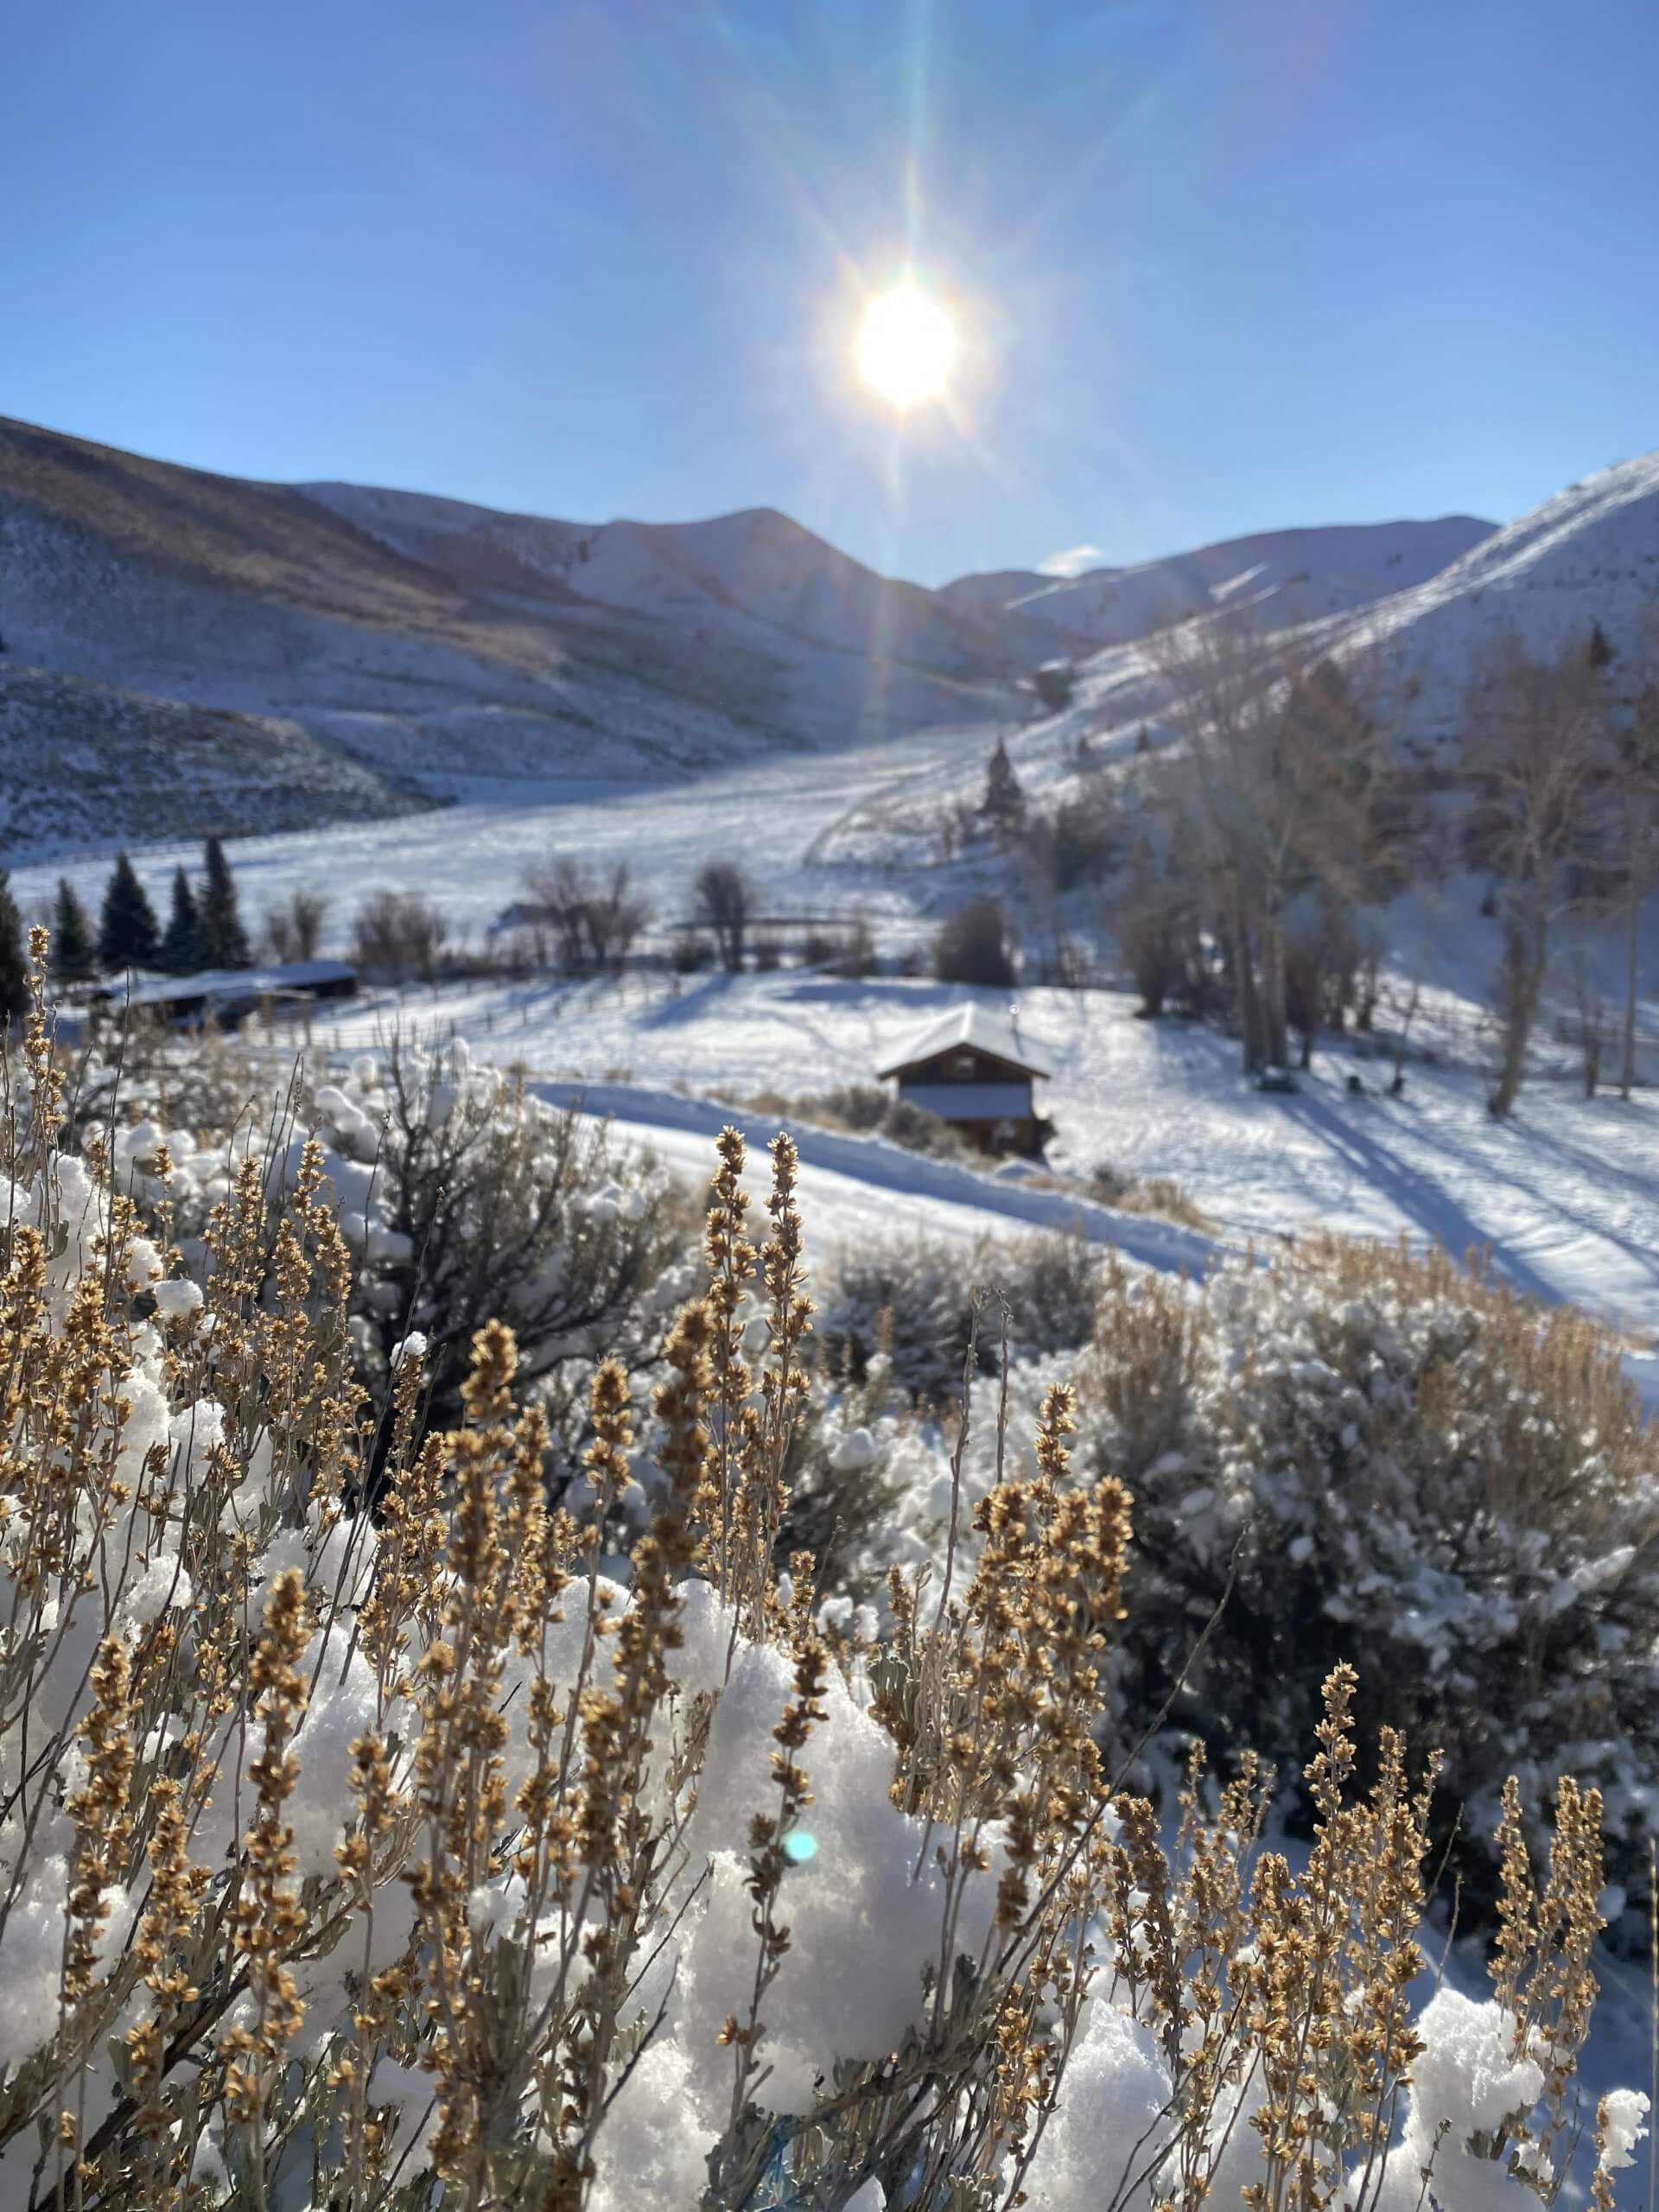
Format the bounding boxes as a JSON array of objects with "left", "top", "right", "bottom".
[{"left": 3, "top": 0, "right": 1656, "bottom": 585}]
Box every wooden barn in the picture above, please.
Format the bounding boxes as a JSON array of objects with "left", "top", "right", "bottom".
[{"left": 876, "top": 1006, "right": 1051, "bottom": 1156}]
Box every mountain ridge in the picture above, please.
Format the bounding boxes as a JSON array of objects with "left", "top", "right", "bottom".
[
  {"left": 940, "top": 515, "right": 1500, "bottom": 652},
  {"left": 5, "top": 412, "right": 1653, "bottom": 861},
  {"left": 0, "top": 416, "right": 1036, "bottom": 846}
]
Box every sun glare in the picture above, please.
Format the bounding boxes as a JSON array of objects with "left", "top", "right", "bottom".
[{"left": 855, "top": 282, "right": 957, "bottom": 411}]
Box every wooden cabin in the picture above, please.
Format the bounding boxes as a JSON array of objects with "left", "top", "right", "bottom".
[{"left": 876, "top": 1006, "right": 1051, "bottom": 1156}]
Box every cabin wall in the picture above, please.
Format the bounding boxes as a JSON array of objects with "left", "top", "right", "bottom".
[{"left": 895, "top": 1082, "right": 1033, "bottom": 1121}]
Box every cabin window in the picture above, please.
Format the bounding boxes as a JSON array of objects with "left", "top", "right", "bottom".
[{"left": 950, "top": 1051, "right": 976, "bottom": 1078}]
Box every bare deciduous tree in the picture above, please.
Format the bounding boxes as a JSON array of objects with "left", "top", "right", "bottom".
[
  {"left": 264, "top": 888, "right": 330, "bottom": 965},
  {"left": 524, "top": 857, "right": 594, "bottom": 972},
  {"left": 1461, "top": 633, "right": 1608, "bottom": 1116},
  {"left": 1146, "top": 618, "right": 1397, "bottom": 1073},
  {"left": 289, "top": 888, "right": 329, "bottom": 962},
  {"left": 1614, "top": 647, "right": 1659, "bottom": 1097},
  {"left": 523, "top": 857, "right": 650, "bottom": 974},
  {"left": 695, "top": 860, "right": 753, "bottom": 971},
  {"left": 582, "top": 861, "right": 650, "bottom": 972},
  {"left": 351, "top": 889, "right": 449, "bottom": 982},
  {"left": 1567, "top": 937, "right": 1608, "bottom": 1097},
  {"left": 1113, "top": 834, "right": 1192, "bottom": 1018}
]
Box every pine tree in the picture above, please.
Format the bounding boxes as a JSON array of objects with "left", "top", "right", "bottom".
[
  {"left": 197, "top": 836, "right": 251, "bottom": 969},
  {"left": 0, "top": 874, "right": 28, "bottom": 1026},
  {"left": 98, "top": 854, "right": 161, "bottom": 973},
  {"left": 980, "top": 736, "right": 1027, "bottom": 836},
  {"left": 51, "top": 879, "right": 98, "bottom": 982},
  {"left": 1586, "top": 620, "right": 1615, "bottom": 671},
  {"left": 158, "top": 867, "right": 201, "bottom": 975}
]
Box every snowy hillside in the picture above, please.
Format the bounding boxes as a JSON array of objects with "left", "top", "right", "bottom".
[
  {"left": 0, "top": 417, "right": 1030, "bottom": 855},
  {"left": 12, "top": 720, "right": 995, "bottom": 959},
  {"left": 299, "top": 484, "right": 1060, "bottom": 683},
  {"left": 7, "top": 410, "right": 1658, "bottom": 868},
  {"left": 1338, "top": 450, "right": 1659, "bottom": 734},
  {"left": 0, "top": 664, "right": 423, "bottom": 859},
  {"left": 1047, "top": 453, "right": 1659, "bottom": 759},
  {"left": 942, "top": 515, "right": 1496, "bottom": 650}
]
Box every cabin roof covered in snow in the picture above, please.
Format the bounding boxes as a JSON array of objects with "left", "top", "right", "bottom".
[
  {"left": 876, "top": 1004, "right": 1051, "bottom": 1082},
  {"left": 94, "top": 960, "right": 357, "bottom": 1007}
]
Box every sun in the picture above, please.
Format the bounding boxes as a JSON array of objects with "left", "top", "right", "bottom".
[{"left": 855, "top": 281, "right": 958, "bottom": 411}]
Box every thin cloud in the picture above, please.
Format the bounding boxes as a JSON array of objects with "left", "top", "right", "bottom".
[{"left": 1037, "top": 543, "right": 1104, "bottom": 578}]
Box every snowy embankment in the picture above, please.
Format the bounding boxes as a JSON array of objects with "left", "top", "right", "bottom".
[{"left": 532, "top": 1075, "right": 1217, "bottom": 1274}]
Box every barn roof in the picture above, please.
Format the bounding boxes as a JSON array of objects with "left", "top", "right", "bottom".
[
  {"left": 94, "top": 960, "right": 357, "bottom": 1008},
  {"left": 875, "top": 1004, "right": 1051, "bottom": 1082}
]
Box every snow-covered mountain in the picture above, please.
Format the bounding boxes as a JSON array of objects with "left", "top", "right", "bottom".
[
  {"left": 1336, "top": 453, "right": 1659, "bottom": 734},
  {"left": 0, "top": 417, "right": 1035, "bottom": 854},
  {"left": 943, "top": 517, "right": 1497, "bottom": 652},
  {"left": 1055, "top": 461, "right": 1659, "bottom": 753},
  {"left": 4, "top": 409, "right": 1656, "bottom": 865},
  {"left": 298, "top": 484, "right": 1061, "bottom": 682}
]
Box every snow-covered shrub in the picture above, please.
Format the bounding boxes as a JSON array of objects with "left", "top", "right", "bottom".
[
  {"left": 312, "top": 1033, "right": 690, "bottom": 1431},
  {"left": 69, "top": 1008, "right": 272, "bottom": 1153},
  {"left": 819, "top": 1230, "right": 1102, "bottom": 1403},
  {"left": 773, "top": 1358, "right": 908, "bottom": 1606},
  {"left": 1081, "top": 1239, "right": 1659, "bottom": 1902},
  {"left": 69, "top": 1024, "right": 693, "bottom": 1447},
  {"left": 879, "top": 1090, "right": 970, "bottom": 1159}
]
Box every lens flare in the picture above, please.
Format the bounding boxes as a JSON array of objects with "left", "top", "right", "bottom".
[
  {"left": 855, "top": 282, "right": 957, "bottom": 411},
  {"left": 783, "top": 1830, "right": 819, "bottom": 1865}
]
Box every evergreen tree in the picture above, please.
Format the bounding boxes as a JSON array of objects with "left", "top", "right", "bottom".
[
  {"left": 0, "top": 874, "right": 28, "bottom": 1026},
  {"left": 932, "top": 895, "right": 1018, "bottom": 987},
  {"left": 197, "top": 836, "right": 251, "bottom": 968},
  {"left": 51, "top": 879, "right": 98, "bottom": 983},
  {"left": 979, "top": 736, "right": 1027, "bottom": 836},
  {"left": 1586, "top": 620, "right": 1615, "bottom": 671},
  {"left": 158, "top": 866, "right": 201, "bottom": 975},
  {"left": 98, "top": 854, "right": 161, "bottom": 973}
]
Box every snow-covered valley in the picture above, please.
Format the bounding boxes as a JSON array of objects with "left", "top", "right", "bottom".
[{"left": 9, "top": 422, "right": 1659, "bottom": 2201}]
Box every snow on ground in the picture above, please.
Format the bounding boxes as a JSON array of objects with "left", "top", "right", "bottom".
[
  {"left": 20, "top": 676, "right": 1659, "bottom": 1349},
  {"left": 283, "top": 966, "right": 1659, "bottom": 1352},
  {"left": 10, "top": 719, "right": 1011, "bottom": 954},
  {"left": 527, "top": 1076, "right": 1216, "bottom": 1275}
]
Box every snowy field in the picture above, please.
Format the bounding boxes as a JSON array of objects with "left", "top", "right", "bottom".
[
  {"left": 13, "top": 717, "right": 1021, "bottom": 953},
  {"left": 198, "top": 962, "right": 1659, "bottom": 1357}
]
